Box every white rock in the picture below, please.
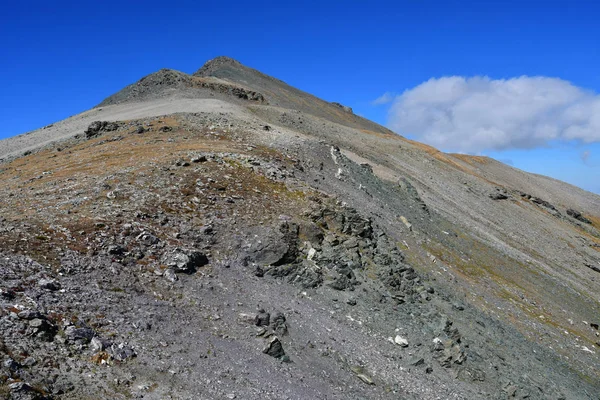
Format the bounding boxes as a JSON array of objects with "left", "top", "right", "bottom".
[
  {"left": 394, "top": 335, "right": 409, "bottom": 347},
  {"left": 400, "top": 216, "right": 412, "bottom": 231}
]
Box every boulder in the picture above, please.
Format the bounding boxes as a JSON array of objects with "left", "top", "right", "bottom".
[
  {"left": 162, "top": 249, "right": 209, "bottom": 273},
  {"left": 263, "top": 336, "right": 285, "bottom": 358},
  {"left": 85, "top": 121, "right": 119, "bottom": 139}
]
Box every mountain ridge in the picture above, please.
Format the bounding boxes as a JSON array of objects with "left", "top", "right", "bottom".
[{"left": 0, "top": 56, "right": 599, "bottom": 399}]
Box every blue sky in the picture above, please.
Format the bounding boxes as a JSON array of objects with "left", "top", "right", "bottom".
[{"left": 1, "top": 0, "right": 599, "bottom": 193}]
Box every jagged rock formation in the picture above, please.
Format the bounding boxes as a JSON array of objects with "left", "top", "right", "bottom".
[{"left": 0, "top": 57, "right": 599, "bottom": 399}]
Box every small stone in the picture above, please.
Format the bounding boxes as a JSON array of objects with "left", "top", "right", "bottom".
[
  {"left": 263, "top": 336, "right": 285, "bottom": 358},
  {"left": 107, "top": 245, "right": 126, "bottom": 255},
  {"left": 109, "top": 343, "right": 137, "bottom": 361},
  {"left": 408, "top": 357, "right": 425, "bottom": 366},
  {"left": 490, "top": 192, "right": 508, "bottom": 200},
  {"left": 90, "top": 337, "right": 111, "bottom": 352},
  {"left": 3, "top": 358, "right": 20, "bottom": 371},
  {"left": 18, "top": 310, "right": 44, "bottom": 320},
  {"left": 164, "top": 268, "right": 178, "bottom": 282},
  {"left": 255, "top": 327, "right": 267, "bottom": 337},
  {"left": 9, "top": 381, "right": 33, "bottom": 393},
  {"left": 350, "top": 365, "right": 374, "bottom": 385},
  {"left": 191, "top": 154, "right": 207, "bottom": 163},
  {"left": 39, "top": 278, "right": 61, "bottom": 291},
  {"left": 137, "top": 232, "right": 160, "bottom": 246},
  {"left": 237, "top": 313, "right": 256, "bottom": 325},
  {"left": 29, "top": 318, "right": 50, "bottom": 330},
  {"left": 280, "top": 354, "right": 291, "bottom": 363},
  {"left": 394, "top": 335, "right": 409, "bottom": 347},
  {"left": 271, "top": 312, "right": 288, "bottom": 336},
  {"left": 255, "top": 310, "right": 270, "bottom": 326},
  {"left": 23, "top": 357, "right": 36, "bottom": 367},
  {"left": 65, "top": 326, "right": 95, "bottom": 343}
]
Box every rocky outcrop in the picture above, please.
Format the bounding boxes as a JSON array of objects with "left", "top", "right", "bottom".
[
  {"left": 331, "top": 102, "right": 353, "bottom": 114},
  {"left": 84, "top": 121, "right": 119, "bottom": 139},
  {"left": 98, "top": 67, "right": 266, "bottom": 106},
  {"left": 567, "top": 208, "right": 592, "bottom": 224}
]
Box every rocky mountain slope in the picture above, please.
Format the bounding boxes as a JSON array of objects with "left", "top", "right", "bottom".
[{"left": 1, "top": 56, "right": 599, "bottom": 399}]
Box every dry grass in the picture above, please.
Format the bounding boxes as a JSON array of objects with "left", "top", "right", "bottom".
[
  {"left": 0, "top": 113, "right": 316, "bottom": 268},
  {"left": 449, "top": 153, "right": 492, "bottom": 166},
  {"left": 586, "top": 214, "right": 600, "bottom": 230},
  {"left": 360, "top": 129, "right": 398, "bottom": 139},
  {"left": 398, "top": 137, "right": 501, "bottom": 186}
]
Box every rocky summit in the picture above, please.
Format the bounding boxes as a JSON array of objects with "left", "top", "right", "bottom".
[{"left": 1, "top": 56, "right": 599, "bottom": 399}]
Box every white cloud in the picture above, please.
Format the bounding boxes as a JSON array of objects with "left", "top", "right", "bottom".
[
  {"left": 387, "top": 76, "right": 600, "bottom": 153},
  {"left": 372, "top": 92, "right": 394, "bottom": 105}
]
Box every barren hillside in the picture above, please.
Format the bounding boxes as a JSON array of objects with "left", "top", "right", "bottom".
[{"left": 1, "top": 57, "right": 599, "bottom": 399}]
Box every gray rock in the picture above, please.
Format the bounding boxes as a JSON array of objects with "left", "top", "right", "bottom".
[
  {"left": 350, "top": 365, "right": 374, "bottom": 385},
  {"left": 255, "top": 310, "right": 270, "bottom": 327},
  {"left": 17, "top": 310, "right": 44, "bottom": 320},
  {"left": 164, "top": 268, "right": 178, "bottom": 282},
  {"left": 490, "top": 192, "right": 508, "bottom": 200},
  {"left": 162, "top": 249, "right": 209, "bottom": 273},
  {"left": 567, "top": 208, "right": 591, "bottom": 224},
  {"left": 107, "top": 244, "right": 126, "bottom": 255},
  {"left": 90, "top": 337, "right": 112, "bottom": 352},
  {"left": 331, "top": 102, "right": 353, "bottom": 114},
  {"left": 137, "top": 232, "right": 160, "bottom": 246},
  {"left": 23, "top": 357, "right": 36, "bottom": 367},
  {"left": 408, "top": 357, "right": 425, "bottom": 367},
  {"left": 263, "top": 336, "right": 285, "bottom": 358},
  {"left": 191, "top": 154, "right": 207, "bottom": 163},
  {"left": 3, "top": 358, "right": 20, "bottom": 371},
  {"left": 65, "top": 326, "right": 95, "bottom": 343},
  {"left": 29, "top": 318, "right": 51, "bottom": 331},
  {"left": 85, "top": 121, "right": 119, "bottom": 139},
  {"left": 39, "top": 278, "right": 61, "bottom": 291},
  {"left": 270, "top": 312, "right": 288, "bottom": 336},
  {"left": 9, "top": 381, "right": 33, "bottom": 393},
  {"left": 109, "top": 343, "right": 137, "bottom": 361}
]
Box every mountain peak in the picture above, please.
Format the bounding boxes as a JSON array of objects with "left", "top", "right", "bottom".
[{"left": 194, "top": 56, "right": 243, "bottom": 77}]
